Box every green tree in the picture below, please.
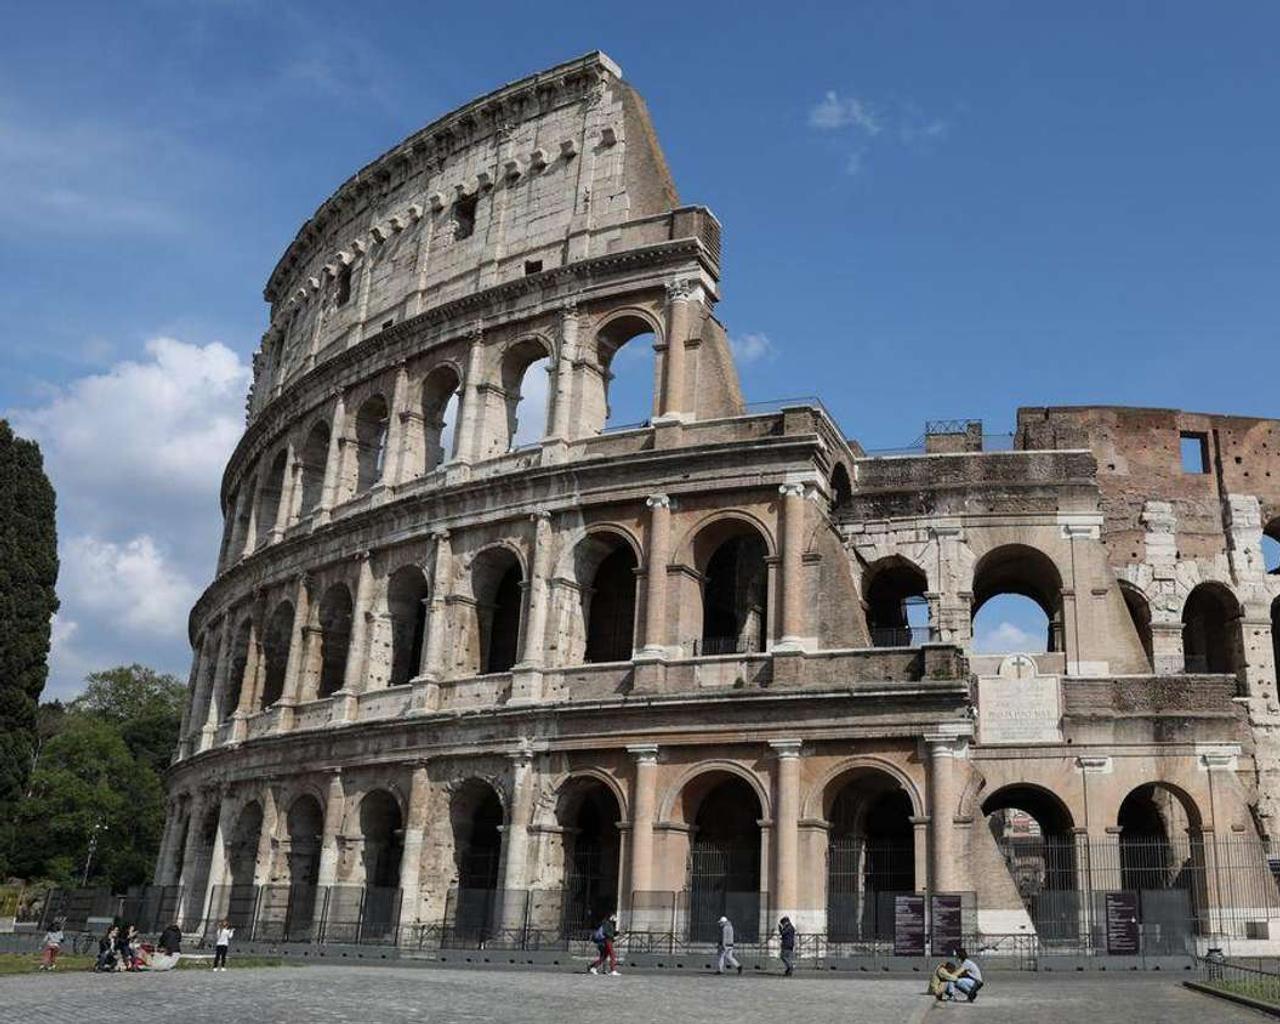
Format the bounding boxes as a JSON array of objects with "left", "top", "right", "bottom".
[
  {"left": 0, "top": 420, "right": 59, "bottom": 872},
  {"left": 71, "top": 664, "right": 186, "bottom": 775},
  {"left": 10, "top": 715, "right": 164, "bottom": 890}
]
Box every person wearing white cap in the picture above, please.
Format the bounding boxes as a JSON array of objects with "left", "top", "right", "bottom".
[{"left": 715, "top": 916, "right": 742, "bottom": 975}]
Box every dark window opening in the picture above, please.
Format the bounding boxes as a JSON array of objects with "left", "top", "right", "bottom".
[
  {"left": 335, "top": 263, "right": 353, "bottom": 307},
  {"left": 454, "top": 194, "right": 478, "bottom": 240},
  {"left": 382, "top": 318, "right": 395, "bottom": 331},
  {"left": 1180, "top": 432, "right": 1209, "bottom": 474},
  {"left": 524, "top": 259, "right": 543, "bottom": 275}
]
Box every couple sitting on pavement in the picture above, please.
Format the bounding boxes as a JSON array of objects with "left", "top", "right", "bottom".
[{"left": 929, "top": 948, "right": 983, "bottom": 1002}]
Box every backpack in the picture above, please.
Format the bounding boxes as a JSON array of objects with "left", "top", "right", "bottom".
[{"left": 591, "top": 924, "right": 606, "bottom": 943}]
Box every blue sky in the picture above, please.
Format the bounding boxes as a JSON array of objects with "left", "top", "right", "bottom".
[{"left": 4, "top": 2, "right": 1278, "bottom": 697}]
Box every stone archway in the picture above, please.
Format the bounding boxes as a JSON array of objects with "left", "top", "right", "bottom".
[{"left": 681, "top": 772, "right": 763, "bottom": 942}]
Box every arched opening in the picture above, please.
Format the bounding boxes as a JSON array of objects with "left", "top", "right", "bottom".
[
  {"left": 830, "top": 464, "right": 853, "bottom": 510},
  {"left": 218, "top": 486, "right": 240, "bottom": 568},
  {"left": 279, "top": 794, "right": 324, "bottom": 941},
  {"left": 359, "top": 790, "right": 404, "bottom": 890},
  {"left": 354, "top": 394, "right": 390, "bottom": 492},
  {"left": 1117, "top": 783, "right": 1207, "bottom": 946},
  {"left": 182, "top": 805, "right": 222, "bottom": 925},
  {"left": 418, "top": 365, "right": 461, "bottom": 474},
  {"left": 222, "top": 618, "right": 252, "bottom": 721},
  {"left": 227, "top": 801, "right": 263, "bottom": 891},
  {"left": 500, "top": 340, "right": 552, "bottom": 451},
  {"left": 255, "top": 450, "right": 288, "bottom": 548},
  {"left": 259, "top": 601, "right": 294, "bottom": 709},
  {"left": 971, "top": 545, "right": 1064, "bottom": 654},
  {"left": 593, "top": 315, "right": 658, "bottom": 434},
  {"left": 286, "top": 795, "right": 324, "bottom": 887},
  {"left": 472, "top": 548, "right": 523, "bottom": 674},
  {"left": 317, "top": 584, "right": 353, "bottom": 697},
  {"left": 386, "top": 565, "right": 429, "bottom": 687},
  {"left": 580, "top": 535, "right": 639, "bottom": 664},
  {"left": 358, "top": 789, "right": 404, "bottom": 941},
  {"left": 1182, "top": 582, "right": 1244, "bottom": 677},
  {"left": 1263, "top": 518, "right": 1280, "bottom": 575},
  {"left": 694, "top": 521, "right": 770, "bottom": 656},
  {"left": 449, "top": 780, "right": 505, "bottom": 942},
  {"left": 982, "top": 784, "right": 1078, "bottom": 943},
  {"left": 557, "top": 780, "right": 622, "bottom": 934},
  {"left": 232, "top": 476, "right": 255, "bottom": 557},
  {"left": 1272, "top": 597, "right": 1280, "bottom": 692},
  {"left": 864, "top": 558, "right": 930, "bottom": 647},
  {"left": 298, "top": 421, "right": 330, "bottom": 517},
  {"left": 1119, "top": 582, "right": 1154, "bottom": 671},
  {"left": 684, "top": 773, "right": 763, "bottom": 942},
  {"left": 825, "top": 769, "right": 915, "bottom": 941}
]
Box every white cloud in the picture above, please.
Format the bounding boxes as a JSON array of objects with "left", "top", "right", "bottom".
[
  {"left": 844, "top": 151, "right": 866, "bottom": 177},
  {"left": 8, "top": 336, "right": 251, "bottom": 697},
  {"left": 809, "top": 91, "right": 882, "bottom": 134},
  {"left": 730, "top": 332, "right": 777, "bottom": 365},
  {"left": 61, "top": 534, "right": 200, "bottom": 636},
  {"left": 973, "top": 620, "right": 1045, "bottom": 654},
  {"left": 10, "top": 337, "right": 250, "bottom": 532}
]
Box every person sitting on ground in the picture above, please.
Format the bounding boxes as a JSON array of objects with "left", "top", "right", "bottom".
[
  {"left": 120, "top": 924, "right": 144, "bottom": 971},
  {"left": 929, "top": 960, "right": 961, "bottom": 1000},
  {"left": 158, "top": 922, "right": 183, "bottom": 956},
  {"left": 96, "top": 925, "right": 121, "bottom": 972},
  {"left": 40, "top": 920, "right": 65, "bottom": 970},
  {"left": 946, "top": 948, "right": 984, "bottom": 1002}
]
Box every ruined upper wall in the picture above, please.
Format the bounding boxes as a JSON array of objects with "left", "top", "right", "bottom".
[
  {"left": 252, "top": 52, "right": 692, "bottom": 416},
  {"left": 1017, "top": 406, "right": 1280, "bottom": 564}
]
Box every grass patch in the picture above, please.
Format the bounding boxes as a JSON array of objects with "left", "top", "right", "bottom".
[
  {"left": 0, "top": 952, "right": 296, "bottom": 975},
  {"left": 1207, "top": 979, "right": 1280, "bottom": 1003}
]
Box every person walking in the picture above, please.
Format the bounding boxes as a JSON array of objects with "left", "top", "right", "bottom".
[
  {"left": 777, "top": 916, "right": 796, "bottom": 976},
  {"left": 213, "top": 919, "right": 234, "bottom": 972},
  {"left": 945, "top": 947, "right": 984, "bottom": 1002},
  {"left": 588, "top": 913, "right": 621, "bottom": 975},
  {"left": 716, "top": 915, "right": 742, "bottom": 975},
  {"left": 39, "top": 920, "right": 64, "bottom": 970}
]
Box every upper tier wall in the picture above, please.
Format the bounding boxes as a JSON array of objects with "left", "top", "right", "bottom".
[{"left": 249, "top": 51, "right": 686, "bottom": 420}]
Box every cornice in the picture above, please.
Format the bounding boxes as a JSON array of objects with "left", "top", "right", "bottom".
[{"left": 265, "top": 51, "right": 621, "bottom": 303}]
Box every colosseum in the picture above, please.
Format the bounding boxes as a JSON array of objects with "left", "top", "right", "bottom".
[{"left": 156, "top": 52, "right": 1280, "bottom": 961}]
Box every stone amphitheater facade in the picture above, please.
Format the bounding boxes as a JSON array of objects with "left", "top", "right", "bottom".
[{"left": 158, "top": 52, "right": 1280, "bottom": 951}]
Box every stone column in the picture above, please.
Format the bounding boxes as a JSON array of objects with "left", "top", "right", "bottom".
[
  {"left": 277, "top": 575, "right": 312, "bottom": 729},
  {"left": 776, "top": 482, "right": 808, "bottom": 651},
  {"left": 398, "top": 761, "right": 431, "bottom": 927},
  {"left": 420, "top": 530, "right": 452, "bottom": 682},
  {"left": 499, "top": 751, "right": 536, "bottom": 926},
  {"left": 270, "top": 442, "right": 296, "bottom": 541},
  {"left": 253, "top": 785, "right": 279, "bottom": 886},
  {"left": 200, "top": 790, "right": 235, "bottom": 931},
  {"left": 234, "top": 598, "right": 267, "bottom": 724},
  {"left": 453, "top": 328, "right": 486, "bottom": 464},
  {"left": 770, "top": 739, "right": 802, "bottom": 922},
  {"left": 517, "top": 510, "right": 554, "bottom": 667},
  {"left": 640, "top": 495, "right": 672, "bottom": 657},
  {"left": 153, "top": 798, "right": 182, "bottom": 885},
  {"left": 658, "top": 279, "right": 693, "bottom": 421},
  {"left": 315, "top": 390, "right": 346, "bottom": 524},
  {"left": 379, "top": 362, "right": 409, "bottom": 490},
  {"left": 626, "top": 744, "right": 659, "bottom": 924},
  {"left": 316, "top": 771, "right": 345, "bottom": 889},
  {"left": 548, "top": 302, "right": 579, "bottom": 443},
  {"left": 199, "top": 619, "right": 233, "bottom": 750},
  {"left": 341, "top": 552, "right": 375, "bottom": 694},
  {"left": 911, "top": 815, "right": 931, "bottom": 893},
  {"left": 927, "top": 730, "right": 971, "bottom": 894},
  {"left": 177, "top": 790, "right": 210, "bottom": 928}
]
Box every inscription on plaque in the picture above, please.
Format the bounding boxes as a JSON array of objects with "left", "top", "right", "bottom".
[
  {"left": 977, "top": 654, "right": 1062, "bottom": 745},
  {"left": 893, "top": 894, "right": 926, "bottom": 957}
]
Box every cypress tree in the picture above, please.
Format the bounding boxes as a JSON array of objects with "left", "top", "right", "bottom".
[{"left": 0, "top": 420, "right": 60, "bottom": 852}]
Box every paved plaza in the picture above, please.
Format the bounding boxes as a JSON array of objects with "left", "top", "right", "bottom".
[{"left": 0, "top": 964, "right": 1265, "bottom": 1024}]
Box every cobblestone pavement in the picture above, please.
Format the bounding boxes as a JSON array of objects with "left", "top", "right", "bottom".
[{"left": 0, "top": 964, "right": 1264, "bottom": 1023}]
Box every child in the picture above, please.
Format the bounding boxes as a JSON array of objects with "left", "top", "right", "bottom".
[
  {"left": 929, "top": 960, "right": 960, "bottom": 1000},
  {"left": 213, "top": 919, "right": 234, "bottom": 972},
  {"left": 40, "top": 921, "right": 64, "bottom": 970}
]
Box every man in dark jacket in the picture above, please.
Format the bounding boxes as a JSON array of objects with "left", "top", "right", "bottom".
[
  {"left": 778, "top": 916, "right": 796, "bottom": 976},
  {"left": 159, "top": 923, "right": 183, "bottom": 956}
]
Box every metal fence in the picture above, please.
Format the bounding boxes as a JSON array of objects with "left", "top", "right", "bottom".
[
  {"left": 203, "top": 884, "right": 403, "bottom": 945},
  {"left": 1198, "top": 954, "right": 1280, "bottom": 1005}
]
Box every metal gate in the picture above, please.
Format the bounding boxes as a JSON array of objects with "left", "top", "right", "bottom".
[
  {"left": 827, "top": 839, "right": 914, "bottom": 941},
  {"left": 689, "top": 842, "right": 759, "bottom": 942}
]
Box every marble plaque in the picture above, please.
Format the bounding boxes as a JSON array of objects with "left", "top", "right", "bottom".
[{"left": 977, "top": 655, "right": 1062, "bottom": 745}]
